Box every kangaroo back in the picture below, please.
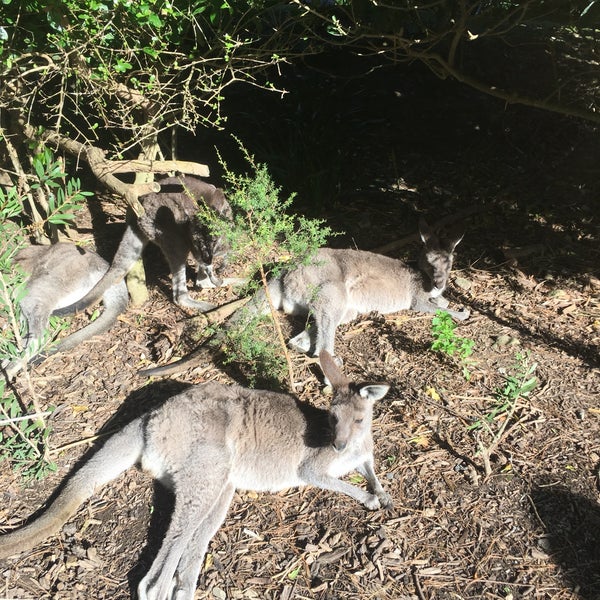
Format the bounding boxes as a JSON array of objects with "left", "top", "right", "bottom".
[
  {"left": 16, "top": 243, "right": 114, "bottom": 315},
  {"left": 0, "top": 418, "right": 145, "bottom": 559}
]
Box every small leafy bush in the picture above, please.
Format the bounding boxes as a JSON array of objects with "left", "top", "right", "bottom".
[
  {"left": 431, "top": 310, "right": 475, "bottom": 360},
  {"left": 218, "top": 311, "right": 287, "bottom": 388},
  {"left": 201, "top": 148, "right": 335, "bottom": 388},
  {"left": 0, "top": 145, "right": 90, "bottom": 479},
  {"left": 469, "top": 351, "right": 538, "bottom": 476}
]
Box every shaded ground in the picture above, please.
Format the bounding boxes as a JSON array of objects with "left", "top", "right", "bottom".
[{"left": 1, "top": 62, "right": 599, "bottom": 600}]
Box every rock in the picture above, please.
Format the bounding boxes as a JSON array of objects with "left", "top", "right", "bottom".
[{"left": 454, "top": 276, "right": 472, "bottom": 290}]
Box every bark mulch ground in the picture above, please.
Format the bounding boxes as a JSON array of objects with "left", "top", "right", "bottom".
[{"left": 1, "top": 79, "right": 599, "bottom": 600}]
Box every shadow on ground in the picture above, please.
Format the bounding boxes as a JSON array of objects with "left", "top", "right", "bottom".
[{"left": 530, "top": 483, "right": 600, "bottom": 599}]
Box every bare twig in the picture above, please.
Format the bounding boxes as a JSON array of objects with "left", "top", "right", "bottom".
[
  {"left": 259, "top": 266, "right": 295, "bottom": 391},
  {"left": 0, "top": 411, "right": 52, "bottom": 427},
  {"left": 19, "top": 125, "right": 211, "bottom": 218},
  {"left": 49, "top": 430, "right": 116, "bottom": 455}
]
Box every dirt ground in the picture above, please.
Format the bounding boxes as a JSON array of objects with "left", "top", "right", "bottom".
[{"left": 1, "top": 67, "right": 599, "bottom": 600}]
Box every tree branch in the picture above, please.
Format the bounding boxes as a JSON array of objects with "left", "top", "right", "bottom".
[{"left": 20, "top": 125, "right": 211, "bottom": 217}]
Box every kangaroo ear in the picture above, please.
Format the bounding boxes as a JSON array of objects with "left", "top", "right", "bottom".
[
  {"left": 418, "top": 217, "right": 438, "bottom": 247},
  {"left": 319, "top": 351, "right": 349, "bottom": 388},
  {"left": 444, "top": 222, "right": 465, "bottom": 251},
  {"left": 359, "top": 384, "right": 390, "bottom": 402}
]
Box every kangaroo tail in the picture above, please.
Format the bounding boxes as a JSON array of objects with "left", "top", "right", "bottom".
[
  {"left": 0, "top": 418, "right": 145, "bottom": 559},
  {"left": 50, "top": 280, "right": 129, "bottom": 356},
  {"left": 138, "top": 339, "right": 212, "bottom": 377},
  {"left": 54, "top": 227, "right": 144, "bottom": 317},
  {"left": 138, "top": 293, "right": 261, "bottom": 378}
]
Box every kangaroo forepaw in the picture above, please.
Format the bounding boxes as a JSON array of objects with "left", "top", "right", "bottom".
[
  {"left": 364, "top": 494, "right": 382, "bottom": 511},
  {"left": 377, "top": 491, "right": 394, "bottom": 510},
  {"left": 455, "top": 308, "right": 470, "bottom": 321},
  {"left": 430, "top": 295, "right": 450, "bottom": 309}
]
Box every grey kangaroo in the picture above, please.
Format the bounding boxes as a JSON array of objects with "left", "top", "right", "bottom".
[
  {"left": 2, "top": 243, "right": 128, "bottom": 379},
  {"left": 0, "top": 351, "right": 391, "bottom": 600},
  {"left": 240, "top": 217, "right": 468, "bottom": 357},
  {"left": 56, "top": 175, "right": 233, "bottom": 317},
  {"left": 141, "top": 218, "right": 468, "bottom": 377}
]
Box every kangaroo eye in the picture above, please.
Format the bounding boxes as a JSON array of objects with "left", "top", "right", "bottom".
[{"left": 354, "top": 418, "right": 363, "bottom": 425}]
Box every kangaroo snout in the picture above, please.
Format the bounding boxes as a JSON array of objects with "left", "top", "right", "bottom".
[{"left": 333, "top": 439, "right": 347, "bottom": 453}]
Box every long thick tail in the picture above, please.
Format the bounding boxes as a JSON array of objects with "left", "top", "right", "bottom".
[
  {"left": 0, "top": 418, "right": 145, "bottom": 559},
  {"left": 50, "top": 279, "right": 129, "bottom": 355},
  {"left": 138, "top": 290, "right": 269, "bottom": 378},
  {"left": 54, "top": 227, "right": 144, "bottom": 317}
]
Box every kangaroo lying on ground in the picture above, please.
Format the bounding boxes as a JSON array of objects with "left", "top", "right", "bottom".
[
  {"left": 140, "top": 218, "right": 468, "bottom": 377},
  {"left": 0, "top": 351, "right": 391, "bottom": 600},
  {"left": 56, "top": 175, "right": 233, "bottom": 317},
  {"left": 2, "top": 243, "right": 128, "bottom": 379}
]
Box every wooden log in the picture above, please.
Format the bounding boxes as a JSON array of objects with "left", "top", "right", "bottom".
[{"left": 99, "top": 160, "right": 209, "bottom": 177}]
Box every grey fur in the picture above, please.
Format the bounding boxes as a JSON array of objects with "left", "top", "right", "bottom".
[
  {"left": 0, "top": 352, "right": 391, "bottom": 600},
  {"left": 3, "top": 243, "right": 128, "bottom": 378},
  {"left": 140, "top": 219, "right": 468, "bottom": 377},
  {"left": 246, "top": 218, "right": 468, "bottom": 357},
  {"left": 56, "top": 176, "right": 232, "bottom": 316}
]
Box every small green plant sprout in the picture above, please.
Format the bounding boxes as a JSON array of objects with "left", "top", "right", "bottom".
[
  {"left": 469, "top": 352, "right": 538, "bottom": 477},
  {"left": 431, "top": 310, "right": 475, "bottom": 379},
  {"left": 431, "top": 310, "right": 474, "bottom": 360},
  {"left": 0, "top": 377, "right": 57, "bottom": 480},
  {"left": 202, "top": 146, "right": 334, "bottom": 389}
]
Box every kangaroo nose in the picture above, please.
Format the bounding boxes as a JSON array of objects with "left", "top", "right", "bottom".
[{"left": 333, "top": 440, "right": 347, "bottom": 452}]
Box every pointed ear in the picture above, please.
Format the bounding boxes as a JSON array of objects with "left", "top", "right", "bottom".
[
  {"left": 418, "top": 217, "right": 438, "bottom": 247},
  {"left": 319, "top": 350, "right": 349, "bottom": 388},
  {"left": 444, "top": 222, "right": 465, "bottom": 251},
  {"left": 359, "top": 384, "right": 390, "bottom": 402}
]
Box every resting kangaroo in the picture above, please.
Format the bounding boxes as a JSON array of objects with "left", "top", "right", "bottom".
[
  {"left": 0, "top": 351, "right": 391, "bottom": 600},
  {"left": 268, "top": 218, "right": 469, "bottom": 358},
  {"left": 56, "top": 175, "right": 233, "bottom": 316},
  {"left": 140, "top": 218, "right": 468, "bottom": 377},
  {"left": 2, "top": 243, "right": 128, "bottom": 379}
]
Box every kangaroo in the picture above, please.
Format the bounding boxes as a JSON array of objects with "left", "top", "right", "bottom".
[
  {"left": 2, "top": 243, "right": 128, "bottom": 379},
  {"left": 0, "top": 351, "right": 391, "bottom": 600},
  {"left": 55, "top": 175, "right": 233, "bottom": 317},
  {"left": 140, "top": 218, "right": 468, "bottom": 377}
]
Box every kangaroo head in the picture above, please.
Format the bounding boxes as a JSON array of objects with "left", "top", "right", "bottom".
[
  {"left": 417, "top": 218, "right": 465, "bottom": 297},
  {"left": 319, "top": 351, "right": 390, "bottom": 453},
  {"left": 193, "top": 188, "right": 232, "bottom": 282}
]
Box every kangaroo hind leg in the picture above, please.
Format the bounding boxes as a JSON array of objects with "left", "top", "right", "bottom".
[
  {"left": 137, "top": 464, "right": 231, "bottom": 600},
  {"left": 311, "top": 283, "right": 347, "bottom": 359},
  {"left": 170, "top": 483, "right": 235, "bottom": 600},
  {"left": 164, "top": 240, "right": 215, "bottom": 312}
]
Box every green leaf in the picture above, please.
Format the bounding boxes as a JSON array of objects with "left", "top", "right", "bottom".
[
  {"left": 520, "top": 377, "right": 538, "bottom": 395},
  {"left": 147, "top": 13, "right": 162, "bottom": 28}
]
